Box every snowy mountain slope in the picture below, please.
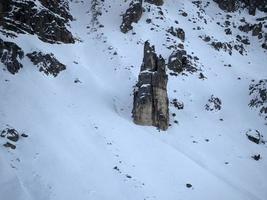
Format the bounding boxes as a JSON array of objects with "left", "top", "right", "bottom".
[{"left": 0, "top": 0, "right": 267, "bottom": 200}]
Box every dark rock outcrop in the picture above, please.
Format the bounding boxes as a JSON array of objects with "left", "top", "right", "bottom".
[
  {"left": 0, "top": 38, "right": 24, "bottom": 74},
  {"left": 243, "top": 0, "right": 267, "bottom": 15},
  {"left": 168, "top": 49, "right": 197, "bottom": 74},
  {"left": 246, "top": 129, "right": 264, "bottom": 144},
  {"left": 1, "top": 128, "right": 19, "bottom": 142},
  {"left": 214, "top": 0, "right": 238, "bottom": 12},
  {"left": 238, "top": 22, "right": 264, "bottom": 40},
  {"left": 0, "top": 0, "right": 74, "bottom": 43},
  {"left": 205, "top": 95, "right": 222, "bottom": 111},
  {"left": 171, "top": 99, "right": 184, "bottom": 110},
  {"left": 3, "top": 142, "right": 16, "bottom": 149},
  {"left": 0, "top": 127, "right": 23, "bottom": 150},
  {"left": 167, "top": 27, "right": 185, "bottom": 42},
  {"left": 249, "top": 79, "right": 267, "bottom": 120},
  {"left": 120, "top": 0, "right": 143, "bottom": 33},
  {"left": 199, "top": 34, "right": 247, "bottom": 56},
  {"left": 132, "top": 41, "right": 169, "bottom": 130},
  {"left": 214, "top": 0, "right": 267, "bottom": 15},
  {"left": 145, "top": 0, "right": 164, "bottom": 6},
  {"left": 252, "top": 154, "right": 261, "bottom": 160},
  {"left": 27, "top": 51, "right": 66, "bottom": 77}
]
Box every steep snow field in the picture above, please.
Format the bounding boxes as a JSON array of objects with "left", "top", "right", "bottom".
[{"left": 0, "top": 0, "right": 267, "bottom": 200}]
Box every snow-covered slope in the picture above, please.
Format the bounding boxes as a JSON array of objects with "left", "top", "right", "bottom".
[{"left": 0, "top": 0, "right": 267, "bottom": 200}]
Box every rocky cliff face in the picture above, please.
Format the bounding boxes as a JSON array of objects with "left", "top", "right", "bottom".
[
  {"left": 132, "top": 41, "right": 169, "bottom": 130},
  {"left": 0, "top": 0, "right": 74, "bottom": 43},
  {"left": 27, "top": 52, "right": 66, "bottom": 77},
  {"left": 0, "top": 0, "right": 74, "bottom": 75}
]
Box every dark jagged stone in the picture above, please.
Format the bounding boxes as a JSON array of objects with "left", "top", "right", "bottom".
[
  {"left": 252, "top": 23, "right": 263, "bottom": 36},
  {"left": 132, "top": 41, "right": 169, "bottom": 130},
  {"left": 27, "top": 51, "right": 66, "bottom": 77},
  {"left": 252, "top": 154, "right": 261, "bottom": 160},
  {"left": 238, "top": 22, "right": 264, "bottom": 40},
  {"left": 168, "top": 50, "right": 197, "bottom": 74},
  {"left": 249, "top": 79, "right": 267, "bottom": 120},
  {"left": 238, "top": 23, "right": 253, "bottom": 33},
  {"left": 0, "top": 38, "right": 24, "bottom": 74},
  {"left": 120, "top": 0, "right": 143, "bottom": 33},
  {"left": 0, "top": 0, "right": 74, "bottom": 44},
  {"left": 246, "top": 129, "right": 263, "bottom": 144},
  {"left": 1, "top": 128, "right": 19, "bottom": 142},
  {"left": 171, "top": 99, "right": 184, "bottom": 110},
  {"left": 186, "top": 183, "right": 192, "bottom": 188},
  {"left": 167, "top": 27, "right": 185, "bottom": 41},
  {"left": 3, "top": 142, "right": 16, "bottom": 149},
  {"left": 39, "top": 0, "right": 73, "bottom": 21},
  {"left": 205, "top": 95, "right": 222, "bottom": 111},
  {"left": 225, "top": 28, "right": 232, "bottom": 35},
  {"left": 214, "top": 0, "right": 238, "bottom": 12},
  {"left": 210, "top": 40, "right": 245, "bottom": 55},
  {"left": 214, "top": 0, "right": 267, "bottom": 15},
  {"left": 145, "top": 0, "right": 164, "bottom": 6},
  {"left": 21, "top": 133, "right": 29, "bottom": 138}
]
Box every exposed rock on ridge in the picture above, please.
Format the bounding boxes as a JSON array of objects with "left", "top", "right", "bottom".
[
  {"left": 214, "top": 0, "right": 267, "bottom": 15},
  {"left": 120, "top": 0, "right": 143, "bottom": 33},
  {"left": 132, "top": 41, "right": 169, "bottom": 130}
]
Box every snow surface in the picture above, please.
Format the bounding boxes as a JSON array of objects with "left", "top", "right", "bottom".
[{"left": 0, "top": 0, "right": 267, "bottom": 200}]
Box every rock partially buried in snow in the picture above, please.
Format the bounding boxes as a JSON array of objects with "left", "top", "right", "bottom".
[
  {"left": 167, "top": 26, "right": 185, "bottom": 42},
  {"left": 0, "top": 38, "right": 24, "bottom": 74},
  {"left": 1, "top": 128, "right": 19, "bottom": 142},
  {"left": 27, "top": 51, "right": 66, "bottom": 77},
  {"left": 213, "top": 0, "right": 238, "bottom": 12},
  {"left": 3, "top": 142, "right": 16, "bottom": 150},
  {"left": 132, "top": 41, "right": 169, "bottom": 130},
  {"left": 249, "top": 79, "right": 267, "bottom": 121},
  {"left": 246, "top": 129, "right": 264, "bottom": 144},
  {"left": 205, "top": 95, "right": 222, "bottom": 111},
  {"left": 167, "top": 49, "right": 197, "bottom": 75}
]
